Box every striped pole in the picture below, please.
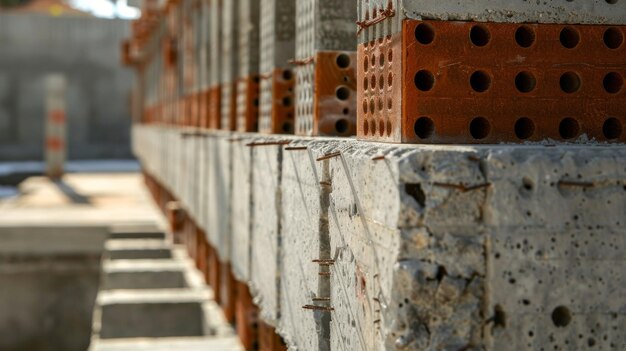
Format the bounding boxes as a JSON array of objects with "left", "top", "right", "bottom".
[{"left": 45, "top": 74, "right": 67, "bottom": 179}]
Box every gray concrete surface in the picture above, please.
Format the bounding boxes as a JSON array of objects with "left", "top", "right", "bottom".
[
  {"left": 0, "top": 173, "right": 166, "bottom": 351},
  {"left": 230, "top": 136, "right": 255, "bottom": 282},
  {"left": 95, "top": 289, "right": 211, "bottom": 339},
  {"left": 134, "top": 125, "right": 626, "bottom": 351},
  {"left": 101, "top": 260, "right": 189, "bottom": 290},
  {"left": 106, "top": 240, "right": 173, "bottom": 260},
  {"left": 90, "top": 336, "right": 244, "bottom": 351},
  {"left": 0, "top": 14, "right": 134, "bottom": 161}
]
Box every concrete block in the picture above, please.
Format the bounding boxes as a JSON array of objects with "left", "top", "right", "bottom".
[
  {"left": 294, "top": 0, "right": 358, "bottom": 136},
  {"left": 278, "top": 139, "right": 333, "bottom": 350},
  {"left": 95, "top": 289, "right": 211, "bottom": 339},
  {"left": 101, "top": 260, "right": 188, "bottom": 290},
  {"left": 105, "top": 240, "right": 172, "bottom": 260},
  {"left": 250, "top": 136, "right": 286, "bottom": 325},
  {"left": 324, "top": 141, "right": 626, "bottom": 350},
  {"left": 230, "top": 135, "right": 256, "bottom": 281},
  {"left": 206, "top": 132, "right": 232, "bottom": 261},
  {"left": 258, "top": 0, "right": 296, "bottom": 133}
]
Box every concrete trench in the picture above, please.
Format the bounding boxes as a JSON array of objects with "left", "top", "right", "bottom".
[{"left": 0, "top": 206, "right": 241, "bottom": 351}]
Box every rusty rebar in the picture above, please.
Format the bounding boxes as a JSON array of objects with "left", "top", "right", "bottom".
[
  {"left": 316, "top": 152, "right": 341, "bottom": 161},
  {"left": 285, "top": 146, "right": 308, "bottom": 151},
  {"left": 302, "top": 305, "right": 334, "bottom": 312},
  {"left": 433, "top": 182, "right": 491, "bottom": 192},
  {"left": 558, "top": 180, "right": 595, "bottom": 188},
  {"left": 246, "top": 141, "right": 292, "bottom": 147},
  {"left": 357, "top": 8, "right": 395, "bottom": 35},
  {"left": 288, "top": 56, "right": 315, "bottom": 66}
]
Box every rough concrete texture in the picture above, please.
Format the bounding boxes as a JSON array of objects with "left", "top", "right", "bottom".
[
  {"left": 206, "top": 132, "right": 233, "bottom": 261},
  {"left": 250, "top": 136, "right": 288, "bottom": 326},
  {"left": 0, "top": 14, "right": 133, "bottom": 160},
  {"left": 230, "top": 135, "right": 256, "bottom": 281},
  {"left": 278, "top": 139, "right": 333, "bottom": 351},
  {"left": 400, "top": 0, "right": 626, "bottom": 24},
  {"left": 358, "top": 0, "right": 626, "bottom": 44},
  {"left": 134, "top": 125, "right": 626, "bottom": 350},
  {"left": 325, "top": 142, "right": 626, "bottom": 350}
]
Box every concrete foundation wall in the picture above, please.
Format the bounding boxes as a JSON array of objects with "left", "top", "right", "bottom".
[
  {"left": 0, "top": 226, "right": 109, "bottom": 351},
  {"left": 0, "top": 14, "right": 133, "bottom": 161},
  {"left": 133, "top": 125, "right": 626, "bottom": 350}
]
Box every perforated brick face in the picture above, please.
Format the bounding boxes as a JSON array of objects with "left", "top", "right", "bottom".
[
  {"left": 258, "top": 0, "right": 296, "bottom": 134},
  {"left": 358, "top": 20, "right": 626, "bottom": 143}
]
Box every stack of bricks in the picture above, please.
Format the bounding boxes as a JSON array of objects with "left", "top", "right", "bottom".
[
  {"left": 294, "top": 0, "right": 358, "bottom": 137},
  {"left": 258, "top": 0, "right": 296, "bottom": 134},
  {"left": 208, "top": 0, "right": 222, "bottom": 129},
  {"left": 220, "top": 0, "right": 239, "bottom": 130},
  {"left": 236, "top": 0, "right": 261, "bottom": 132},
  {"left": 357, "top": 0, "right": 626, "bottom": 143}
]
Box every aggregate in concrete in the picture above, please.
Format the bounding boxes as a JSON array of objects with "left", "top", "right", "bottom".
[{"left": 133, "top": 126, "right": 626, "bottom": 350}]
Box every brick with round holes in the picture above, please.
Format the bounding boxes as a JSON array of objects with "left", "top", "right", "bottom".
[{"left": 357, "top": 20, "right": 626, "bottom": 143}]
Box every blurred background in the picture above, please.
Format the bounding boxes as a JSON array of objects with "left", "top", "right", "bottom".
[{"left": 0, "top": 0, "right": 140, "bottom": 190}]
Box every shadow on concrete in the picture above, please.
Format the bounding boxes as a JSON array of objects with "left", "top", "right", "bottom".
[{"left": 54, "top": 180, "right": 92, "bottom": 205}]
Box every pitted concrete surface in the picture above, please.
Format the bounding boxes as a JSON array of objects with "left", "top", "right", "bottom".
[{"left": 134, "top": 125, "right": 626, "bottom": 350}]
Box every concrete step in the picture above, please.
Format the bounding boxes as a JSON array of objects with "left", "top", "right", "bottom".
[
  {"left": 108, "top": 229, "right": 166, "bottom": 240},
  {"left": 101, "top": 260, "right": 190, "bottom": 290},
  {"left": 94, "top": 289, "right": 213, "bottom": 339},
  {"left": 105, "top": 240, "right": 172, "bottom": 260},
  {"left": 89, "top": 336, "right": 244, "bottom": 351}
]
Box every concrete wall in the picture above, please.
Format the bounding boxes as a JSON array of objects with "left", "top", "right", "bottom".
[
  {"left": 134, "top": 125, "right": 626, "bottom": 351},
  {"left": 0, "top": 14, "right": 134, "bottom": 161},
  {"left": 0, "top": 226, "right": 108, "bottom": 351}
]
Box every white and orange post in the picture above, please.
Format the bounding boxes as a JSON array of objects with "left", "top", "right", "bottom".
[{"left": 44, "top": 74, "right": 67, "bottom": 179}]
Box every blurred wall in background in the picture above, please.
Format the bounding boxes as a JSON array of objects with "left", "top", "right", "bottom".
[{"left": 0, "top": 14, "right": 134, "bottom": 161}]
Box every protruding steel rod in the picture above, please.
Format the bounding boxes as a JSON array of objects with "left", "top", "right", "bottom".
[{"left": 316, "top": 152, "right": 341, "bottom": 161}]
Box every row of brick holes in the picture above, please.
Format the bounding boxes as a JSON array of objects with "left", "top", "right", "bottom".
[
  {"left": 414, "top": 25, "right": 625, "bottom": 95},
  {"left": 415, "top": 23, "right": 624, "bottom": 50},
  {"left": 414, "top": 69, "right": 624, "bottom": 95},
  {"left": 335, "top": 54, "right": 353, "bottom": 134},
  {"left": 413, "top": 116, "right": 623, "bottom": 141}
]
